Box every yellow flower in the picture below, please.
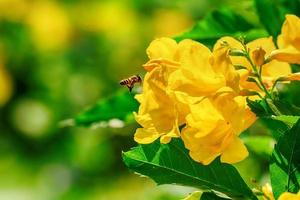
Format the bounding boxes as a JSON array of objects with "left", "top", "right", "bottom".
[
  {"left": 278, "top": 191, "right": 300, "bottom": 200},
  {"left": 134, "top": 38, "right": 181, "bottom": 144},
  {"left": 215, "top": 37, "right": 291, "bottom": 91},
  {"left": 134, "top": 37, "right": 242, "bottom": 145},
  {"left": 168, "top": 39, "right": 238, "bottom": 97},
  {"left": 270, "top": 15, "right": 300, "bottom": 64},
  {"left": 181, "top": 89, "right": 256, "bottom": 165},
  {"left": 166, "top": 38, "right": 240, "bottom": 118},
  {"left": 134, "top": 37, "right": 256, "bottom": 165}
]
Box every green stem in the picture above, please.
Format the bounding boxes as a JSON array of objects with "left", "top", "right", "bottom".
[
  {"left": 270, "top": 79, "right": 279, "bottom": 97},
  {"left": 259, "top": 63, "right": 263, "bottom": 77},
  {"left": 242, "top": 45, "right": 272, "bottom": 99}
]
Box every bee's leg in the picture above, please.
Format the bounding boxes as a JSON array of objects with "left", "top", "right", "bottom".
[{"left": 127, "top": 84, "right": 133, "bottom": 92}]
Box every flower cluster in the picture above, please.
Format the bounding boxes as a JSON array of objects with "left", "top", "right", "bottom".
[{"left": 134, "top": 14, "right": 300, "bottom": 165}]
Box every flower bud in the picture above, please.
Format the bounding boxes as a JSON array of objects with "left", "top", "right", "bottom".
[{"left": 252, "top": 47, "right": 266, "bottom": 66}]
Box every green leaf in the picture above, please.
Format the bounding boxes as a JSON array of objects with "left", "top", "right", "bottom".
[
  {"left": 123, "top": 139, "right": 257, "bottom": 200},
  {"left": 277, "top": 0, "right": 300, "bottom": 16},
  {"left": 271, "top": 115, "right": 300, "bottom": 129},
  {"left": 260, "top": 116, "right": 299, "bottom": 141},
  {"left": 270, "top": 119, "right": 300, "bottom": 199},
  {"left": 260, "top": 118, "right": 290, "bottom": 141},
  {"left": 247, "top": 97, "right": 300, "bottom": 120},
  {"left": 246, "top": 98, "right": 273, "bottom": 117},
  {"left": 74, "top": 90, "right": 139, "bottom": 126},
  {"left": 174, "top": 8, "right": 267, "bottom": 46},
  {"left": 200, "top": 192, "right": 230, "bottom": 200},
  {"left": 254, "top": 0, "right": 285, "bottom": 38},
  {"left": 271, "top": 99, "right": 300, "bottom": 116}
]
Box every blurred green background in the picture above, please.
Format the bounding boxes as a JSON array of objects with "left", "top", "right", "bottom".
[{"left": 0, "top": 0, "right": 267, "bottom": 199}]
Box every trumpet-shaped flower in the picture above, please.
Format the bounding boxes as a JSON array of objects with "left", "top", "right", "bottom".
[
  {"left": 166, "top": 38, "right": 240, "bottom": 118},
  {"left": 168, "top": 39, "right": 238, "bottom": 97},
  {"left": 135, "top": 37, "right": 256, "bottom": 165},
  {"left": 134, "top": 38, "right": 181, "bottom": 144},
  {"left": 270, "top": 15, "right": 300, "bottom": 64},
  {"left": 134, "top": 37, "right": 239, "bottom": 145},
  {"left": 181, "top": 89, "right": 256, "bottom": 165}
]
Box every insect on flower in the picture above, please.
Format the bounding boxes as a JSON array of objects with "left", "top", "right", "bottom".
[{"left": 119, "top": 75, "right": 142, "bottom": 92}]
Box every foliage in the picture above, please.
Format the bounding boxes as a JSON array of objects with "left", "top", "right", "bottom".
[
  {"left": 174, "top": 8, "right": 268, "bottom": 46},
  {"left": 71, "top": 0, "right": 300, "bottom": 199},
  {"left": 2, "top": 0, "right": 300, "bottom": 199},
  {"left": 270, "top": 118, "right": 300, "bottom": 199},
  {"left": 74, "top": 90, "right": 139, "bottom": 126},
  {"left": 123, "top": 139, "right": 257, "bottom": 199}
]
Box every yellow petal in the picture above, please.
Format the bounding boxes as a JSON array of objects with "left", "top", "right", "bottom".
[
  {"left": 182, "top": 120, "right": 234, "bottom": 165},
  {"left": 168, "top": 39, "right": 225, "bottom": 96},
  {"left": 262, "top": 59, "right": 291, "bottom": 78},
  {"left": 189, "top": 149, "right": 220, "bottom": 165},
  {"left": 134, "top": 127, "right": 160, "bottom": 144},
  {"left": 212, "top": 93, "right": 247, "bottom": 135},
  {"left": 280, "top": 14, "right": 300, "bottom": 50},
  {"left": 220, "top": 136, "right": 248, "bottom": 164},
  {"left": 278, "top": 191, "right": 300, "bottom": 200},
  {"left": 135, "top": 61, "right": 180, "bottom": 144},
  {"left": 160, "top": 114, "right": 180, "bottom": 144},
  {"left": 247, "top": 37, "right": 275, "bottom": 55},
  {"left": 212, "top": 44, "right": 240, "bottom": 91},
  {"left": 272, "top": 15, "right": 300, "bottom": 64},
  {"left": 160, "top": 126, "right": 180, "bottom": 144},
  {"left": 182, "top": 128, "right": 221, "bottom": 165},
  {"left": 186, "top": 98, "right": 223, "bottom": 137},
  {"left": 214, "top": 36, "right": 251, "bottom": 70},
  {"left": 146, "top": 37, "right": 178, "bottom": 61},
  {"left": 134, "top": 94, "right": 143, "bottom": 103},
  {"left": 243, "top": 107, "right": 257, "bottom": 131},
  {"left": 238, "top": 69, "right": 260, "bottom": 91},
  {"left": 270, "top": 46, "right": 300, "bottom": 64},
  {"left": 282, "top": 72, "right": 300, "bottom": 81}
]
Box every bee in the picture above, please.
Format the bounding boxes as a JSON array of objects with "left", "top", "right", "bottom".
[{"left": 119, "top": 75, "right": 142, "bottom": 92}]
